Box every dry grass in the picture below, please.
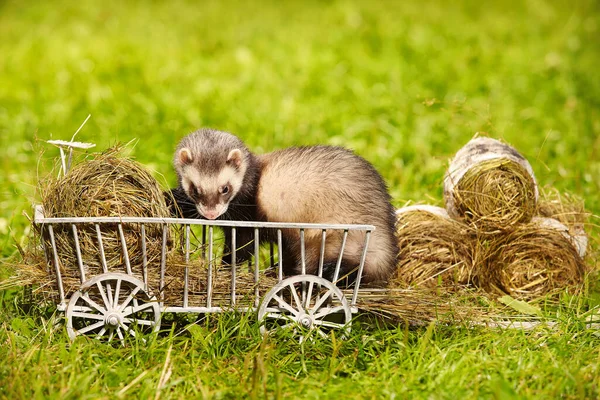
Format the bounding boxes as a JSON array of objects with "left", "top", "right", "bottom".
[
  {"left": 354, "top": 287, "right": 520, "bottom": 327},
  {"left": 444, "top": 137, "right": 538, "bottom": 233},
  {"left": 435, "top": 138, "right": 590, "bottom": 301},
  {"left": 390, "top": 190, "right": 592, "bottom": 302},
  {"left": 538, "top": 188, "right": 587, "bottom": 225},
  {"left": 159, "top": 254, "right": 279, "bottom": 307},
  {"left": 5, "top": 147, "right": 279, "bottom": 307},
  {"left": 538, "top": 187, "right": 589, "bottom": 258},
  {"left": 476, "top": 218, "right": 587, "bottom": 300},
  {"left": 391, "top": 206, "right": 475, "bottom": 289},
  {"left": 38, "top": 147, "right": 171, "bottom": 280},
  {"left": 3, "top": 250, "right": 278, "bottom": 308},
  {"left": 450, "top": 158, "right": 537, "bottom": 232}
]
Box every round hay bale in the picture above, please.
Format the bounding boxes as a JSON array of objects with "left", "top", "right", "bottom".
[
  {"left": 478, "top": 217, "right": 586, "bottom": 300},
  {"left": 538, "top": 188, "right": 588, "bottom": 258},
  {"left": 39, "top": 148, "right": 171, "bottom": 292},
  {"left": 444, "top": 136, "right": 538, "bottom": 232},
  {"left": 391, "top": 205, "right": 475, "bottom": 289}
]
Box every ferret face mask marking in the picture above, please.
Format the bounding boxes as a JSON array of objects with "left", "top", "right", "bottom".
[{"left": 177, "top": 147, "right": 246, "bottom": 220}]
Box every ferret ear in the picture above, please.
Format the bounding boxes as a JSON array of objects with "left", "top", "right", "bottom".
[
  {"left": 177, "top": 148, "right": 193, "bottom": 165},
  {"left": 227, "top": 149, "right": 243, "bottom": 168}
]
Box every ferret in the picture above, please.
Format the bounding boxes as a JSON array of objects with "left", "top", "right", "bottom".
[
  {"left": 172, "top": 128, "right": 398, "bottom": 285},
  {"left": 170, "top": 129, "right": 260, "bottom": 265}
]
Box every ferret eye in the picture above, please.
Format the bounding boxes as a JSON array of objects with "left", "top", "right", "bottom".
[{"left": 219, "top": 185, "right": 230, "bottom": 195}]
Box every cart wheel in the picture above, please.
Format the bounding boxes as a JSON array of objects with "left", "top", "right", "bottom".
[
  {"left": 257, "top": 275, "right": 352, "bottom": 341},
  {"left": 65, "top": 272, "right": 160, "bottom": 345}
]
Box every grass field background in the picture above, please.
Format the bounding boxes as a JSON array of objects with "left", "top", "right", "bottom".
[{"left": 1, "top": 0, "right": 599, "bottom": 398}]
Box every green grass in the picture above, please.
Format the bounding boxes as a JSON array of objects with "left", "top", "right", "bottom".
[
  {"left": 2, "top": 303, "right": 600, "bottom": 399},
  {"left": 1, "top": 0, "right": 600, "bottom": 398}
]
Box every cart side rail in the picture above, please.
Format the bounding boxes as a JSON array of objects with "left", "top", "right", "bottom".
[{"left": 34, "top": 205, "right": 375, "bottom": 309}]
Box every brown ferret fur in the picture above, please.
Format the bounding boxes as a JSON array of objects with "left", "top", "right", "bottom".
[{"left": 172, "top": 128, "right": 398, "bottom": 286}]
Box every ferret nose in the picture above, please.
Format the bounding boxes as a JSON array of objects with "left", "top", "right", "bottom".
[{"left": 203, "top": 210, "right": 219, "bottom": 220}]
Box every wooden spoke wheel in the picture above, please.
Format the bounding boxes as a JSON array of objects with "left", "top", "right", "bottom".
[
  {"left": 258, "top": 275, "right": 352, "bottom": 341},
  {"left": 65, "top": 273, "right": 160, "bottom": 345}
]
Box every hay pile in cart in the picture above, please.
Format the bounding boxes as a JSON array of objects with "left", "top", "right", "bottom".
[{"left": 8, "top": 146, "right": 277, "bottom": 308}]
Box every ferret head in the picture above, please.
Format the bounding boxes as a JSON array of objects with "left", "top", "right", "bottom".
[{"left": 174, "top": 129, "right": 250, "bottom": 220}]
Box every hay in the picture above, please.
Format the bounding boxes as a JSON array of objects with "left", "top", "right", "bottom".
[
  {"left": 391, "top": 205, "right": 475, "bottom": 289},
  {"left": 0, "top": 146, "right": 279, "bottom": 308},
  {"left": 538, "top": 188, "right": 588, "bottom": 258},
  {"left": 3, "top": 251, "right": 279, "bottom": 308},
  {"left": 352, "top": 287, "right": 523, "bottom": 327},
  {"left": 38, "top": 147, "right": 171, "bottom": 281},
  {"left": 477, "top": 217, "right": 586, "bottom": 300},
  {"left": 444, "top": 137, "right": 538, "bottom": 232},
  {"left": 160, "top": 254, "right": 279, "bottom": 307}
]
